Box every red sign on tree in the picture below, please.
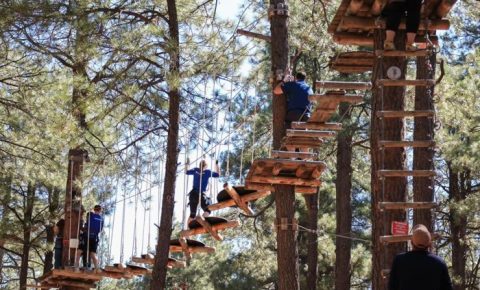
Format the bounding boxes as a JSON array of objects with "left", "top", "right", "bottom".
[{"left": 391, "top": 221, "right": 409, "bottom": 235}]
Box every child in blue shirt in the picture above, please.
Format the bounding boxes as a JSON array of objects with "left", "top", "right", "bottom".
[{"left": 186, "top": 160, "right": 220, "bottom": 225}]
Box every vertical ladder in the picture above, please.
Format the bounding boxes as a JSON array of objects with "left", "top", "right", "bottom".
[{"left": 375, "top": 48, "right": 438, "bottom": 276}]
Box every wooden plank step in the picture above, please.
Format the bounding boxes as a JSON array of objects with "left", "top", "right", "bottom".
[
  {"left": 309, "top": 94, "right": 363, "bottom": 104},
  {"left": 169, "top": 238, "right": 215, "bottom": 255},
  {"left": 377, "top": 79, "right": 435, "bottom": 87},
  {"left": 378, "top": 202, "right": 438, "bottom": 210},
  {"left": 286, "top": 129, "right": 336, "bottom": 138},
  {"left": 291, "top": 122, "right": 342, "bottom": 130},
  {"left": 378, "top": 140, "right": 435, "bottom": 148},
  {"left": 375, "top": 49, "right": 430, "bottom": 57},
  {"left": 248, "top": 175, "right": 321, "bottom": 187},
  {"left": 315, "top": 81, "right": 372, "bottom": 90},
  {"left": 380, "top": 233, "right": 438, "bottom": 244},
  {"left": 377, "top": 110, "right": 435, "bottom": 118},
  {"left": 208, "top": 189, "right": 270, "bottom": 212},
  {"left": 378, "top": 170, "right": 436, "bottom": 177},
  {"left": 271, "top": 150, "right": 317, "bottom": 160}
]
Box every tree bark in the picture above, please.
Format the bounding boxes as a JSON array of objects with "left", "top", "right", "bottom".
[
  {"left": 19, "top": 183, "right": 35, "bottom": 289},
  {"left": 150, "top": 0, "right": 180, "bottom": 289},
  {"left": 270, "top": 0, "right": 298, "bottom": 289},
  {"left": 448, "top": 163, "right": 467, "bottom": 290},
  {"left": 305, "top": 193, "right": 318, "bottom": 290},
  {"left": 335, "top": 102, "right": 353, "bottom": 290},
  {"left": 44, "top": 187, "right": 60, "bottom": 273},
  {"left": 371, "top": 29, "right": 407, "bottom": 290},
  {"left": 413, "top": 52, "right": 436, "bottom": 229},
  {"left": 0, "top": 176, "right": 12, "bottom": 283}
]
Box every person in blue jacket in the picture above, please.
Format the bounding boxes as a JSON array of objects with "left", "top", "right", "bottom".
[
  {"left": 389, "top": 224, "right": 453, "bottom": 290},
  {"left": 273, "top": 69, "right": 313, "bottom": 129},
  {"left": 186, "top": 160, "right": 220, "bottom": 225},
  {"left": 75, "top": 205, "right": 104, "bottom": 273}
]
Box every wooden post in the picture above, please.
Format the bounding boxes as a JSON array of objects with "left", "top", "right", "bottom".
[
  {"left": 370, "top": 29, "right": 407, "bottom": 289},
  {"left": 270, "top": 0, "right": 299, "bottom": 289},
  {"left": 62, "top": 149, "right": 88, "bottom": 269}
]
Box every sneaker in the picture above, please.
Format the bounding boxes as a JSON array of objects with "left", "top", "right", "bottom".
[
  {"left": 406, "top": 43, "right": 419, "bottom": 51},
  {"left": 384, "top": 41, "right": 396, "bottom": 51}
]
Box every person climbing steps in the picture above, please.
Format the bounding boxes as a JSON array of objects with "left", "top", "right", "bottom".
[{"left": 185, "top": 159, "right": 220, "bottom": 226}]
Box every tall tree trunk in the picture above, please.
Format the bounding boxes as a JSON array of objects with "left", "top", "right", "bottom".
[
  {"left": 150, "top": 0, "right": 180, "bottom": 288},
  {"left": 335, "top": 102, "right": 353, "bottom": 290},
  {"left": 413, "top": 52, "right": 436, "bottom": 229},
  {"left": 371, "top": 29, "right": 407, "bottom": 289},
  {"left": 304, "top": 193, "right": 318, "bottom": 290},
  {"left": 270, "top": 1, "right": 298, "bottom": 289},
  {"left": 44, "top": 187, "right": 60, "bottom": 273},
  {"left": 19, "top": 183, "right": 35, "bottom": 289},
  {"left": 0, "top": 176, "right": 12, "bottom": 282},
  {"left": 448, "top": 163, "right": 467, "bottom": 290}
]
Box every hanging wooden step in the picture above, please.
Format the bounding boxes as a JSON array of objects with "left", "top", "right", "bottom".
[
  {"left": 167, "top": 257, "right": 186, "bottom": 269},
  {"left": 315, "top": 81, "right": 372, "bottom": 90},
  {"left": 378, "top": 170, "right": 436, "bottom": 177},
  {"left": 215, "top": 184, "right": 253, "bottom": 215},
  {"left": 245, "top": 182, "right": 318, "bottom": 195},
  {"left": 375, "top": 49, "right": 430, "bottom": 57},
  {"left": 131, "top": 254, "right": 155, "bottom": 265},
  {"left": 286, "top": 129, "right": 336, "bottom": 139},
  {"left": 380, "top": 232, "right": 438, "bottom": 244},
  {"left": 246, "top": 159, "right": 326, "bottom": 188},
  {"left": 271, "top": 150, "right": 318, "bottom": 160},
  {"left": 281, "top": 136, "right": 324, "bottom": 149},
  {"left": 209, "top": 186, "right": 270, "bottom": 212},
  {"left": 307, "top": 91, "right": 363, "bottom": 123},
  {"left": 291, "top": 122, "right": 342, "bottom": 131},
  {"left": 377, "top": 79, "right": 435, "bottom": 87},
  {"left": 377, "top": 110, "right": 435, "bottom": 118},
  {"left": 309, "top": 93, "right": 364, "bottom": 104},
  {"left": 180, "top": 216, "right": 239, "bottom": 241},
  {"left": 126, "top": 263, "right": 150, "bottom": 276},
  {"left": 169, "top": 238, "right": 215, "bottom": 262},
  {"left": 378, "top": 201, "right": 438, "bottom": 210},
  {"left": 378, "top": 140, "right": 435, "bottom": 148},
  {"left": 103, "top": 264, "right": 135, "bottom": 279}
]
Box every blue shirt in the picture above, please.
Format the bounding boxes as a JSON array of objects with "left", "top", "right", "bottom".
[
  {"left": 281, "top": 80, "right": 313, "bottom": 113},
  {"left": 389, "top": 250, "right": 453, "bottom": 290},
  {"left": 186, "top": 168, "right": 219, "bottom": 192},
  {"left": 84, "top": 212, "right": 104, "bottom": 238}
]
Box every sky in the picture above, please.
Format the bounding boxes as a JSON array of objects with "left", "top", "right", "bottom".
[{"left": 104, "top": 0, "right": 247, "bottom": 266}]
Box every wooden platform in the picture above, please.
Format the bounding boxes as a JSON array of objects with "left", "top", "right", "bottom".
[
  {"left": 208, "top": 186, "right": 270, "bottom": 212},
  {"left": 378, "top": 170, "right": 436, "bottom": 177},
  {"left": 245, "top": 159, "right": 326, "bottom": 189},
  {"left": 376, "top": 110, "right": 435, "bottom": 118},
  {"left": 286, "top": 129, "right": 336, "bottom": 139},
  {"left": 329, "top": 51, "right": 374, "bottom": 73},
  {"left": 180, "top": 216, "right": 239, "bottom": 241},
  {"left": 131, "top": 255, "right": 185, "bottom": 269},
  {"left": 378, "top": 140, "right": 435, "bottom": 148},
  {"left": 378, "top": 202, "right": 438, "bottom": 210},
  {"left": 38, "top": 269, "right": 102, "bottom": 289},
  {"left": 327, "top": 0, "right": 457, "bottom": 47}
]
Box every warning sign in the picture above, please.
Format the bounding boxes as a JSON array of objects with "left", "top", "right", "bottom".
[{"left": 391, "top": 221, "right": 409, "bottom": 235}]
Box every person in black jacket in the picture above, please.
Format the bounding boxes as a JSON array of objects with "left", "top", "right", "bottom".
[
  {"left": 382, "top": 0, "right": 422, "bottom": 51},
  {"left": 388, "top": 224, "right": 453, "bottom": 290}
]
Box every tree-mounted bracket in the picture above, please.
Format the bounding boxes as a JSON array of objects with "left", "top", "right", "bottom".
[
  {"left": 268, "top": 3, "right": 289, "bottom": 19},
  {"left": 274, "top": 217, "right": 298, "bottom": 232}
]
